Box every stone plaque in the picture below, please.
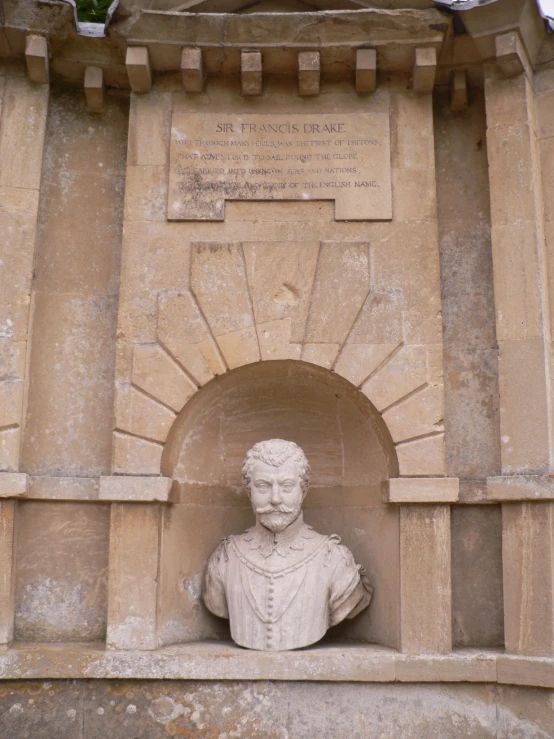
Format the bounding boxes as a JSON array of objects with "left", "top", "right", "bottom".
[{"left": 168, "top": 113, "right": 391, "bottom": 221}]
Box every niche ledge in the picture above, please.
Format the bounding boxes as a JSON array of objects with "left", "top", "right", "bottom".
[{"left": 2, "top": 643, "right": 546, "bottom": 687}]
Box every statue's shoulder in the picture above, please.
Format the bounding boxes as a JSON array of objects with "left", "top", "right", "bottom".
[{"left": 323, "top": 533, "right": 358, "bottom": 568}]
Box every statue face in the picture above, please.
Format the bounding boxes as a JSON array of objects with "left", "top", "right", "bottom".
[{"left": 249, "top": 459, "right": 304, "bottom": 533}]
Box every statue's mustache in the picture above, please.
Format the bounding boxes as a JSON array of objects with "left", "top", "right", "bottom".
[{"left": 255, "top": 505, "right": 295, "bottom": 515}]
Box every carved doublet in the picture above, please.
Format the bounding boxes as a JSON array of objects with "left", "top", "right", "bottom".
[{"left": 203, "top": 514, "right": 372, "bottom": 651}]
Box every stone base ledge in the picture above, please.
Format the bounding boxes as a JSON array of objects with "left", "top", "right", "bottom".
[{"left": 2, "top": 643, "right": 545, "bottom": 685}]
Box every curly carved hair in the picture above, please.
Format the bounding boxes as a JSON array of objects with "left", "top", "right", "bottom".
[{"left": 242, "top": 439, "right": 311, "bottom": 496}]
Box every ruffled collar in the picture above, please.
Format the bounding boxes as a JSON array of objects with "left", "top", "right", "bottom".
[{"left": 243, "top": 513, "right": 316, "bottom": 558}]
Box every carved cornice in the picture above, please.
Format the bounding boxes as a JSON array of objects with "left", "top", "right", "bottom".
[{"left": 2, "top": 0, "right": 552, "bottom": 87}]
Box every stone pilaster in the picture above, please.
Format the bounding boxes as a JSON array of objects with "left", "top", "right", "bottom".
[
  {"left": 484, "top": 63, "right": 552, "bottom": 474},
  {"left": 399, "top": 504, "right": 451, "bottom": 653},
  {"left": 0, "top": 64, "right": 49, "bottom": 472},
  {"left": 106, "top": 503, "right": 162, "bottom": 650},
  {"left": 0, "top": 500, "right": 16, "bottom": 645},
  {"left": 502, "top": 502, "right": 554, "bottom": 655},
  {"left": 485, "top": 58, "right": 554, "bottom": 655}
]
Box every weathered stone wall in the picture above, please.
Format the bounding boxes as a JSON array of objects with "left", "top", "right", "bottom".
[
  {"left": 0, "top": 680, "right": 553, "bottom": 738},
  {"left": 2, "top": 1, "right": 554, "bottom": 731}
]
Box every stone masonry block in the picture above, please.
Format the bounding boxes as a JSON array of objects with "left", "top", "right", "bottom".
[
  {"left": 300, "top": 343, "right": 339, "bottom": 369},
  {"left": 334, "top": 344, "right": 398, "bottom": 389},
  {"left": 0, "top": 428, "right": 19, "bottom": 473},
  {"left": 25, "top": 35, "right": 49, "bottom": 85},
  {"left": 27, "top": 476, "right": 99, "bottom": 501},
  {"left": 382, "top": 382, "right": 444, "bottom": 443},
  {"left": 361, "top": 345, "right": 430, "bottom": 413},
  {"left": 157, "top": 291, "right": 225, "bottom": 386},
  {"left": 0, "top": 473, "right": 27, "bottom": 498},
  {"left": 497, "top": 655, "right": 554, "bottom": 689},
  {"left": 128, "top": 92, "right": 171, "bottom": 167},
  {"left": 388, "top": 477, "right": 459, "bottom": 504},
  {"left": 298, "top": 51, "right": 320, "bottom": 96},
  {"left": 395, "top": 652, "right": 497, "bottom": 683},
  {"left": 126, "top": 47, "right": 152, "bottom": 93},
  {"left": 112, "top": 432, "right": 163, "bottom": 476},
  {"left": 241, "top": 51, "right": 262, "bottom": 96},
  {"left": 115, "top": 383, "right": 176, "bottom": 443},
  {"left": 491, "top": 222, "right": 542, "bottom": 341},
  {"left": 497, "top": 338, "right": 550, "bottom": 474},
  {"left": 396, "top": 434, "right": 446, "bottom": 477},
  {"left": 190, "top": 243, "right": 260, "bottom": 369},
  {"left": 243, "top": 240, "right": 319, "bottom": 344},
  {"left": 488, "top": 475, "right": 554, "bottom": 501},
  {"left": 99, "top": 476, "right": 173, "bottom": 502},
  {"left": 305, "top": 242, "right": 370, "bottom": 345},
  {"left": 256, "top": 318, "right": 301, "bottom": 361},
  {"left": 132, "top": 344, "right": 197, "bottom": 413},
  {"left": 0, "top": 76, "right": 49, "bottom": 190}
]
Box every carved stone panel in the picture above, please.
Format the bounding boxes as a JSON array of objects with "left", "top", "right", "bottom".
[{"left": 168, "top": 113, "right": 392, "bottom": 221}]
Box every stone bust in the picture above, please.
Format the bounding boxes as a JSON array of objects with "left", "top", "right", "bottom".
[{"left": 203, "top": 439, "right": 373, "bottom": 651}]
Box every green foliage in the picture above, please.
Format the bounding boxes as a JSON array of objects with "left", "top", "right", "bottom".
[{"left": 76, "top": 0, "right": 113, "bottom": 23}]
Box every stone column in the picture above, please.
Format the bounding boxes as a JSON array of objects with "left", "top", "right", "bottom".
[{"left": 484, "top": 54, "right": 554, "bottom": 654}]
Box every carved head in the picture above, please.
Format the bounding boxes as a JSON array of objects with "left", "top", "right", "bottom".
[{"left": 242, "top": 439, "right": 311, "bottom": 533}]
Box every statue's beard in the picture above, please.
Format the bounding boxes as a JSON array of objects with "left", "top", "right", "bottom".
[{"left": 255, "top": 505, "right": 300, "bottom": 533}]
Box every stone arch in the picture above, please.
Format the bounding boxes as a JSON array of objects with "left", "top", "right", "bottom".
[
  {"left": 155, "top": 359, "right": 401, "bottom": 649},
  {"left": 113, "top": 241, "right": 445, "bottom": 477}
]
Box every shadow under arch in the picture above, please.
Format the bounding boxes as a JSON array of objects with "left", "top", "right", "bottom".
[{"left": 158, "top": 360, "right": 401, "bottom": 649}]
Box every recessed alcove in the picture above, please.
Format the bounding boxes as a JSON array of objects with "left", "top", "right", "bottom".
[{"left": 159, "top": 359, "right": 400, "bottom": 649}]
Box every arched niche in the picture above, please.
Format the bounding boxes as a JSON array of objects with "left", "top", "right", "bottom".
[{"left": 158, "top": 360, "right": 400, "bottom": 649}]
